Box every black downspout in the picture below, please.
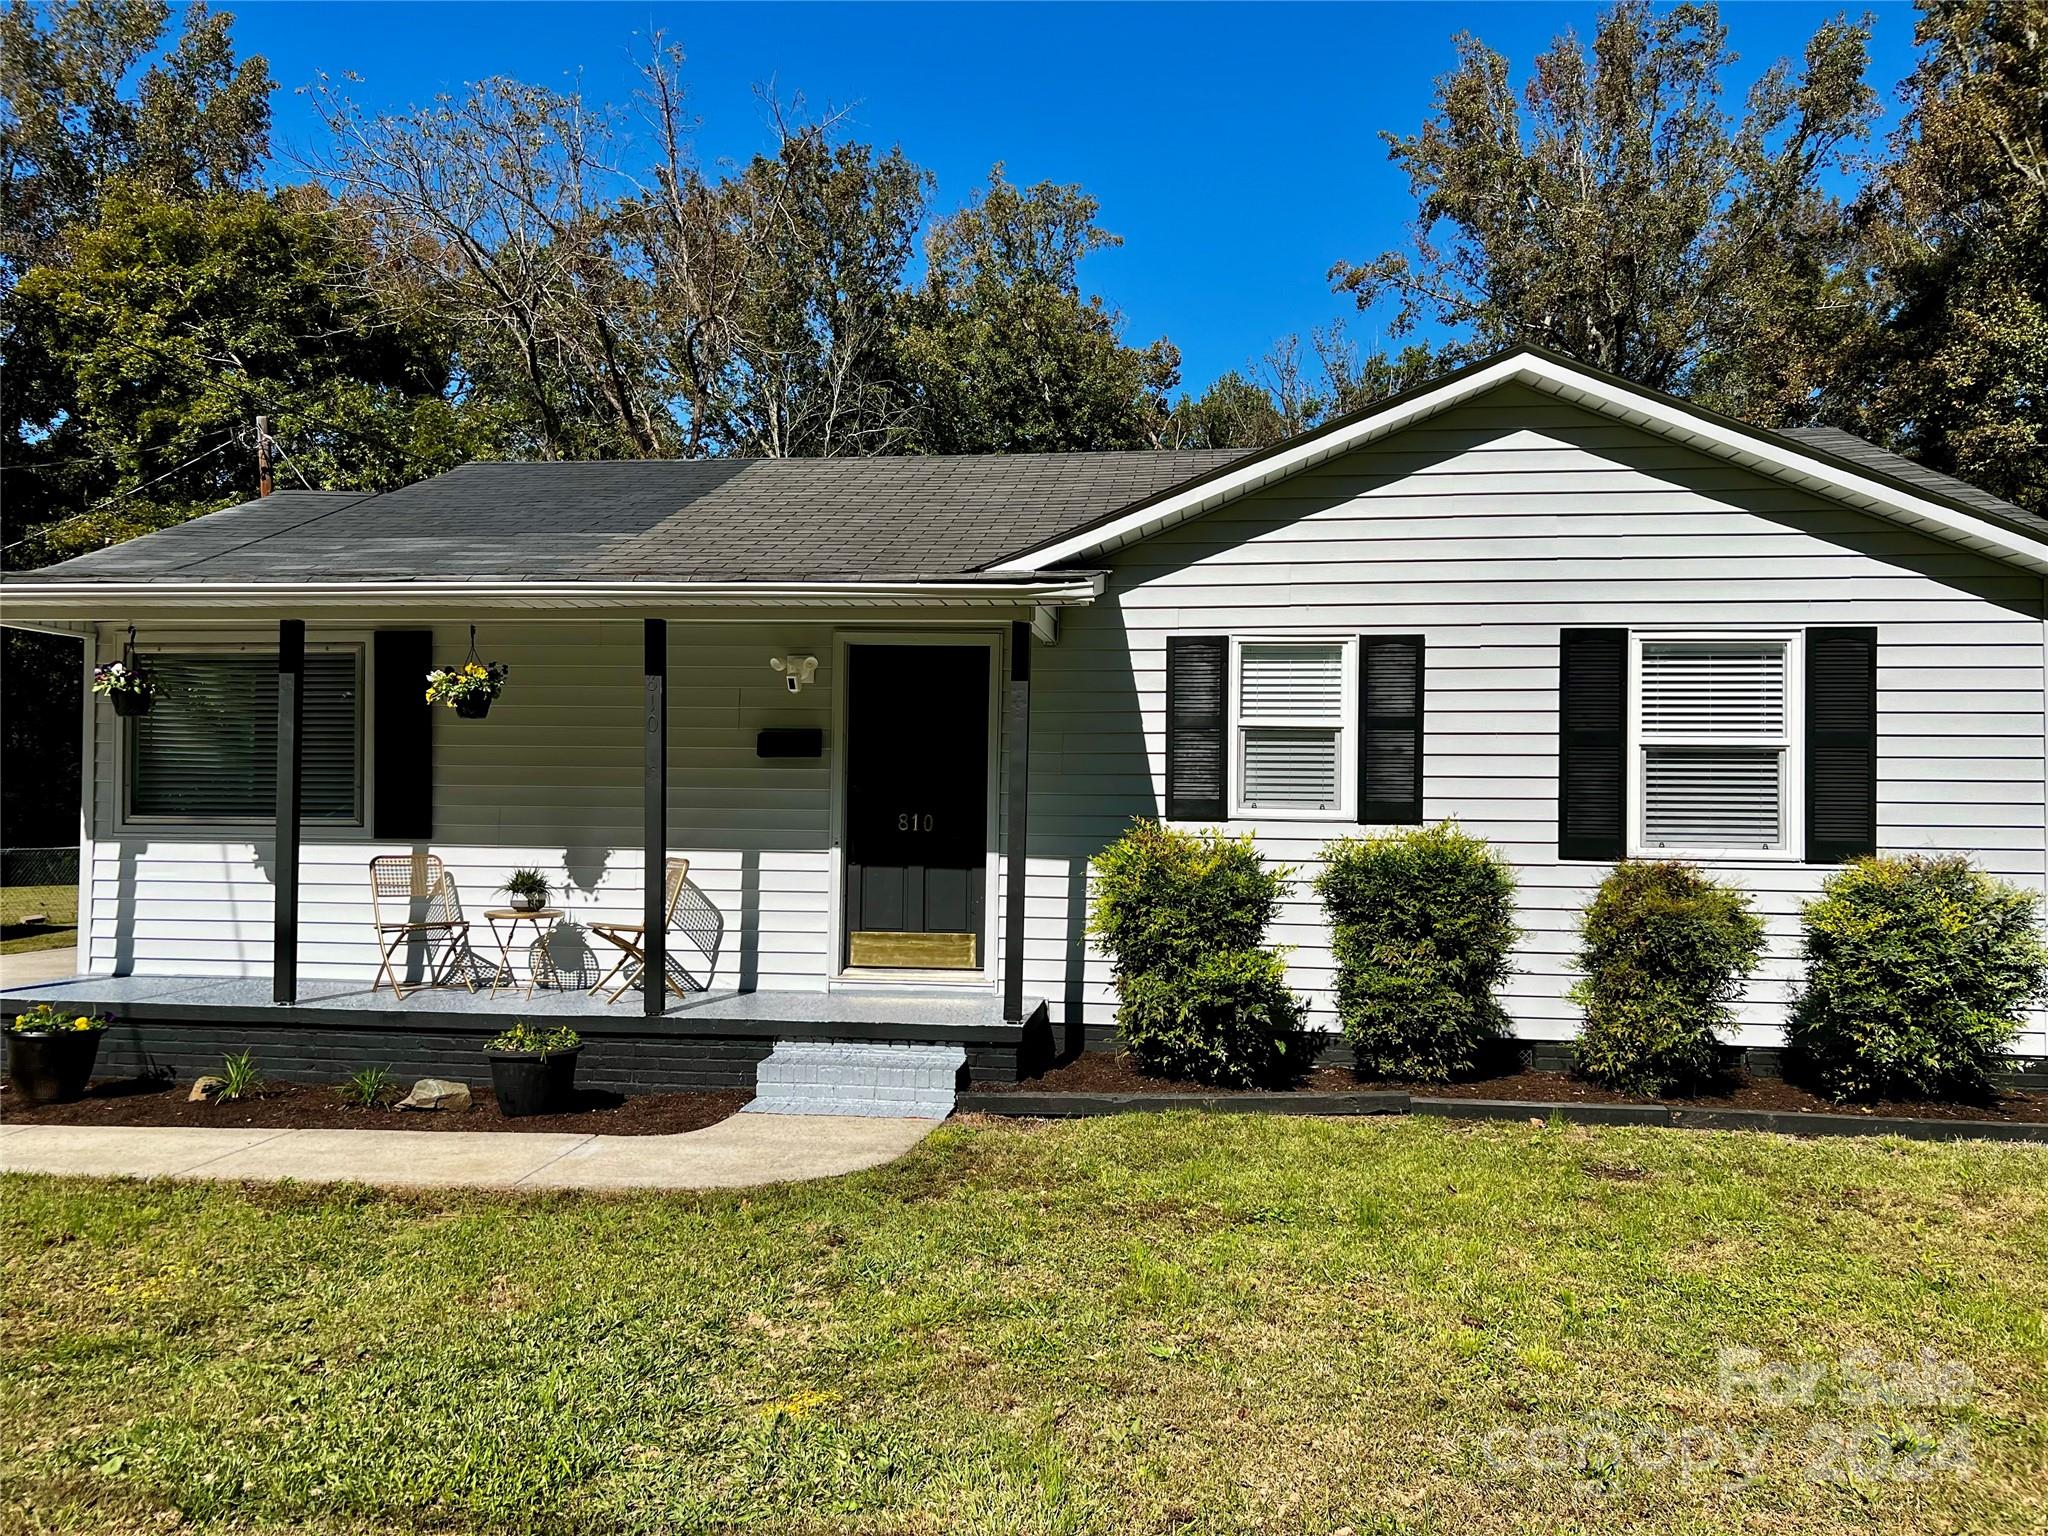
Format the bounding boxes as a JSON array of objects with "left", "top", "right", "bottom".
[
  {"left": 643, "top": 618, "right": 668, "bottom": 1017},
  {"left": 273, "top": 619, "right": 304, "bottom": 1003},
  {"left": 1003, "top": 620, "right": 1032, "bottom": 1022}
]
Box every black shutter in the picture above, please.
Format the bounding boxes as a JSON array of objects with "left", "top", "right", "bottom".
[
  {"left": 1360, "top": 636, "right": 1424, "bottom": 824},
  {"left": 372, "top": 629, "right": 433, "bottom": 840},
  {"left": 1165, "top": 635, "right": 1227, "bottom": 821},
  {"left": 1805, "top": 626, "right": 1877, "bottom": 863},
  {"left": 1558, "top": 628, "right": 1627, "bottom": 860}
]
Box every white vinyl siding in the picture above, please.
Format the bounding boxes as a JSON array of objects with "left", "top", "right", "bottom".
[
  {"left": 1011, "top": 382, "right": 2047, "bottom": 1056},
  {"left": 129, "top": 651, "right": 361, "bottom": 823},
  {"left": 87, "top": 621, "right": 839, "bottom": 992},
  {"left": 1634, "top": 636, "right": 1794, "bottom": 855},
  {"left": 1233, "top": 639, "right": 1350, "bottom": 816}
]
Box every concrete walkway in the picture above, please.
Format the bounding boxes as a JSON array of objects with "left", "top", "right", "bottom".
[
  {"left": 0, "top": 1112, "right": 935, "bottom": 1191},
  {"left": 0, "top": 946, "right": 79, "bottom": 988}
]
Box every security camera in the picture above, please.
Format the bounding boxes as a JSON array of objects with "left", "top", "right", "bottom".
[{"left": 770, "top": 654, "right": 819, "bottom": 694}]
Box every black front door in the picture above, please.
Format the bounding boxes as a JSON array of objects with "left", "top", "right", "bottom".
[{"left": 844, "top": 644, "right": 989, "bottom": 969}]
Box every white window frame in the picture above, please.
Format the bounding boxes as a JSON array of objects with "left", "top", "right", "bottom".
[
  {"left": 119, "top": 637, "right": 372, "bottom": 834},
  {"left": 1226, "top": 634, "right": 1357, "bottom": 822},
  {"left": 1626, "top": 628, "right": 1803, "bottom": 862}
]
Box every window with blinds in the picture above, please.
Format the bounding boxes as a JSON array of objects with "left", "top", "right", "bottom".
[
  {"left": 1635, "top": 637, "right": 1790, "bottom": 852},
  {"left": 128, "top": 651, "right": 363, "bottom": 822},
  {"left": 1236, "top": 640, "right": 1348, "bottom": 814}
]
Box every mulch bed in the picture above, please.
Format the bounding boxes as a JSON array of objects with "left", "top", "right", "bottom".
[
  {"left": 2, "top": 1077, "right": 753, "bottom": 1136},
  {"left": 983, "top": 1050, "right": 2048, "bottom": 1124}
]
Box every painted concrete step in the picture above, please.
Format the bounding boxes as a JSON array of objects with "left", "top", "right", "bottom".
[{"left": 743, "top": 1039, "right": 967, "bottom": 1120}]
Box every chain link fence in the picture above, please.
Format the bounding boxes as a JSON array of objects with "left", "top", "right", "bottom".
[{"left": 1, "top": 846, "right": 79, "bottom": 930}]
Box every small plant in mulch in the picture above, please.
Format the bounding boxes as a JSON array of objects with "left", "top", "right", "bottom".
[
  {"left": 339, "top": 1065, "right": 397, "bottom": 1109},
  {"left": 1789, "top": 854, "right": 2048, "bottom": 1103},
  {"left": 216, "top": 1051, "right": 266, "bottom": 1103},
  {"left": 1569, "top": 860, "right": 1764, "bottom": 1098}
]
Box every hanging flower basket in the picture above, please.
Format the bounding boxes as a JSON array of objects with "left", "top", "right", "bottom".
[
  {"left": 427, "top": 626, "right": 508, "bottom": 719},
  {"left": 93, "top": 630, "right": 157, "bottom": 717}
]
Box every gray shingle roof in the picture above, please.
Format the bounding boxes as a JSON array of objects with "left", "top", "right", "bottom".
[
  {"left": 11, "top": 454, "right": 1247, "bottom": 584},
  {"left": 1778, "top": 426, "right": 2048, "bottom": 544}
]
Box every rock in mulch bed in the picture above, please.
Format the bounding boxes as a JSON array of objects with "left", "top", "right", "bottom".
[
  {"left": 1, "top": 1077, "right": 753, "bottom": 1136},
  {"left": 977, "top": 1051, "right": 2048, "bottom": 1124}
]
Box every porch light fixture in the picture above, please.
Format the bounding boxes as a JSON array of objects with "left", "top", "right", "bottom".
[{"left": 770, "top": 654, "right": 819, "bottom": 694}]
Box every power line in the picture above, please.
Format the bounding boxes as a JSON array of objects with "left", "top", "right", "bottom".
[{"left": 0, "top": 436, "right": 238, "bottom": 555}]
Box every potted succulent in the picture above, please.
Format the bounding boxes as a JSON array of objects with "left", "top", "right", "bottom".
[
  {"left": 484, "top": 1020, "right": 582, "bottom": 1117},
  {"left": 7, "top": 1003, "right": 109, "bottom": 1103},
  {"left": 501, "top": 868, "right": 551, "bottom": 912},
  {"left": 92, "top": 658, "right": 157, "bottom": 717}
]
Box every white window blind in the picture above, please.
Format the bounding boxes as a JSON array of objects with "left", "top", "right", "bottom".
[
  {"left": 1238, "top": 642, "right": 1346, "bottom": 813},
  {"left": 129, "top": 652, "right": 362, "bottom": 821},
  {"left": 1636, "top": 638, "right": 1789, "bottom": 852}
]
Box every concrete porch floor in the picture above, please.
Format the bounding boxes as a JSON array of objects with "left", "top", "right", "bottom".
[{"left": 0, "top": 973, "right": 1032, "bottom": 1033}]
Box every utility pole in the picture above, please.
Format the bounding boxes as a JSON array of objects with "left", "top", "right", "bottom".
[{"left": 256, "top": 414, "right": 273, "bottom": 498}]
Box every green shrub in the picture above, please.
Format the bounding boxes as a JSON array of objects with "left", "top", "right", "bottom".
[
  {"left": 1315, "top": 823, "right": 1519, "bottom": 1081},
  {"left": 1568, "top": 861, "right": 1765, "bottom": 1096},
  {"left": 1090, "top": 820, "right": 1284, "bottom": 982},
  {"left": 1089, "top": 819, "right": 1317, "bottom": 1086},
  {"left": 1788, "top": 855, "right": 2048, "bottom": 1101},
  {"left": 1116, "top": 947, "right": 1314, "bottom": 1088}
]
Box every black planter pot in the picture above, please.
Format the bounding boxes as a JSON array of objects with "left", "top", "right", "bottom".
[
  {"left": 454, "top": 694, "right": 493, "bottom": 719},
  {"left": 109, "top": 691, "right": 152, "bottom": 717},
  {"left": 7, "top": 1029, "right": 103, "bottom": 1104},
  {"left": 487, "top": 1047, "right": 580, "bottom": 1117}
]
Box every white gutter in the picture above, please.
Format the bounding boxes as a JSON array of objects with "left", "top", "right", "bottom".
[{"left": 0, "top": 574, "right": 1106, "bottom": 622}]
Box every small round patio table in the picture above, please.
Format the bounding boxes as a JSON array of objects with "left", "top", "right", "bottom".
[{"left": 482, "top": 909, "right": 562, "bottom": 1000}]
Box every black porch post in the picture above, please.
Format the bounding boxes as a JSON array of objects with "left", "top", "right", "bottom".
[
  {"left": 1002, "top": 620, "right": 1032, "bottom": 1022},
  {"left": 273, "top": 618, "right": 304, "bottom": 1003},
  {"left": 643, "top": 618, "right": 668, "bottom": 1017}
]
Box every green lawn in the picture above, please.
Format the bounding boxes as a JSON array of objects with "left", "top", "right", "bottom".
[
  {"left": 3, "top": 1115, "right": 2043, "bottom": 1535},
  {"left": 1, "top": 880, "right": 79, "bottom": 954}
]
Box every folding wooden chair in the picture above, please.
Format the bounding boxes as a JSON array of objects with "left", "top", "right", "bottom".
[
  {"left": 589, "top": 857, "right": 691, "bottom": 1004},
  {"left": 370, "top": 853, "right": 476, "bottom": 999}
]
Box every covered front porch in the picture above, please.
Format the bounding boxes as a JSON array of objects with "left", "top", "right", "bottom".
[{"left": 0, "top": 972, "right": 1057, "bottom": 1089}]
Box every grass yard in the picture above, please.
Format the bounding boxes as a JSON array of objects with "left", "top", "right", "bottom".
[
  {"left": 1, "top": 880, "right": 80, "bottom": 954},
  {"left": 2, "top": 1115, "right": 2044, "bottom": 1535}
]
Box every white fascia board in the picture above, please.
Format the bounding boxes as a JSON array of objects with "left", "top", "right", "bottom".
[
  {"left": 991, "top": 353, "right": 2048, "bottom": 578},
  {"left": 0, "top": 574, "right": 1106, "bottom": 625}
]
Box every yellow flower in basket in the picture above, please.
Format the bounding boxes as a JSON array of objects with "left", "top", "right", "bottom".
[{"left": 73, "top": 1016, "right": 93, "bottom": 1030}]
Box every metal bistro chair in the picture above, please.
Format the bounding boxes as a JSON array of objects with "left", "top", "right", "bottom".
[
  {"left": 370, "top": 853, "right": 477, "bottom": 999},
  {"left": 589, "top": 857, "right": 691, "bottom": 1004}
]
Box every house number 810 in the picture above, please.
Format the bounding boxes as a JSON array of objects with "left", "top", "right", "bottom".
[{"left": 897, "top": 812, "right": 935, "bottom": 832}]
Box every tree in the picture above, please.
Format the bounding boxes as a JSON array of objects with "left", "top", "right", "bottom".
[
  {"left": 704, "top": 119, "right": 930, "bottom": 456},
  {"left": 1851, "top": 0, "right": 2046, "bottom": 513},
  {"left": 1331, "top": 0, "right": 1876, "bottom": 416},
  {"left": 7, "top": 184, "right": 506, "bottom": 563},
  {"left": 309, "top": 69, "right": 670, "bottom": 461},
  {"left": 902, "top": 167, "right": 1180, "bottom": 452},
  {"left": 0, "top": 0, "right": 271, "bottom": 277}
]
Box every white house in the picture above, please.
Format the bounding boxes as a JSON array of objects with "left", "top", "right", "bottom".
[{"left": 6, "top": 346, "right": 2046, "bottom": 1084}]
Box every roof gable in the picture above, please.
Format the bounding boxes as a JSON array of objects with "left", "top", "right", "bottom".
[{"left": 982, "top": 348, "right": 2048, "bottom": 577}]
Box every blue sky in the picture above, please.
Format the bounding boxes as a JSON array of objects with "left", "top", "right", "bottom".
[{"left": 234, "top": 1, "right": 1924, "bottom": 398}]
